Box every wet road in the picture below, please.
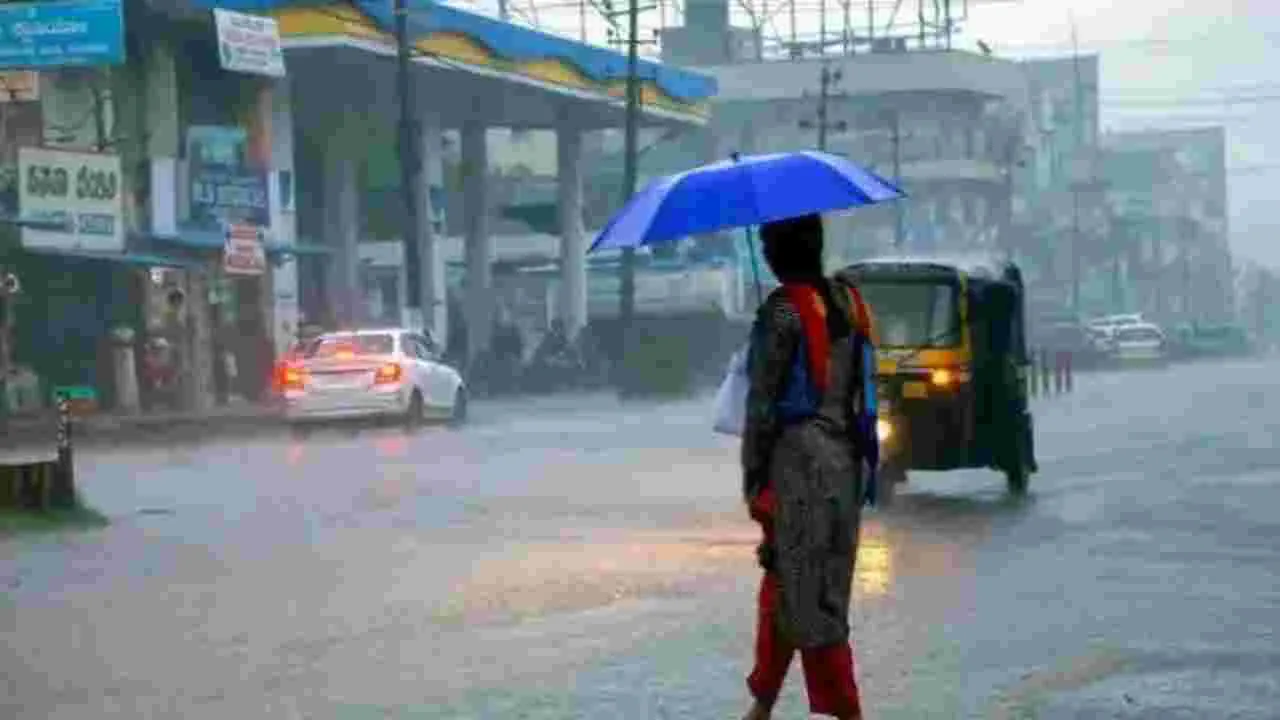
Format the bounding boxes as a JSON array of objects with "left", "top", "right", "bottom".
[{"left": 3, "top": 359, "right": 1279, "bottom": 719}]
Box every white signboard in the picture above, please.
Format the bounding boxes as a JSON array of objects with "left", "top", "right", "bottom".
[
  {"left": 18, "top": 147, "right": 123, "bottom": 252},
  {"left": 214, "top": 8, "right": 285, "bottom": 78},
  {"left": 223, "top": 223, "right": 267, "bottom": 276}
]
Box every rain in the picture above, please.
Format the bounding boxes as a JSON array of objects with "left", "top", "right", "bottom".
[{"left": 3, "top": 0, "right": 1279, "bottom": 718}]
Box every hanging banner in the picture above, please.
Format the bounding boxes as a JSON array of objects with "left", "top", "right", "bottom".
[
  {"left": 18, "top": 146, "right": 123, "bottom": 252},
  {"left": 223, "top": 222, "right": 267, "bottom": 276},
  {"left": 0, "top": 0, "right": 125, "bottom": 70},
  {"left": 213, "top": 8, "right": 285, "bottom": 78}
]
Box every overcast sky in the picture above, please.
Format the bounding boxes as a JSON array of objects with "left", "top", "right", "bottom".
[{"left": 463, "top": 0, "right": 1280, "bottom": 266}]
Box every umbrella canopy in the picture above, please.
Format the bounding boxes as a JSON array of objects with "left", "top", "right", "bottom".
[{"left": 589, "top": 151, "right": 905, "bottom": 253}]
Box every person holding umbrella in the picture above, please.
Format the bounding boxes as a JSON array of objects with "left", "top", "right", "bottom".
[
  {"left": 739, "top": 213, "right": 876, "bottom": 720},
  {"left": 589, "top": 150, "right": 900, "bottom": 720}
]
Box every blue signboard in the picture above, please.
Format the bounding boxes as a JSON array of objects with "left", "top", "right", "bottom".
[
  {"left": 0, "top": 0, "right": 124, "bottom": 69},
  {"left": 186, "top": 126, "right": 270, "bottom": 229}
]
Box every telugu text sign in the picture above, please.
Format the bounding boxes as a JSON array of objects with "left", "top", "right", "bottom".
[
  {"left": 18, "top": 147, "right": 123, "bottom": 252},
  {"left": 0, "top": 0, "right": 124, "bottom": 70},
  {"left": 213, "top": 8, "right": 285, "bottom": 78},
  {"left": 223, "top": 223, "right": 267, "bottom": 276}
]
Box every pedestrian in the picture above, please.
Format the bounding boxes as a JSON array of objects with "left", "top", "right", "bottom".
[{"left": 740, "top": 213, "right": 877, "bottom": 720}]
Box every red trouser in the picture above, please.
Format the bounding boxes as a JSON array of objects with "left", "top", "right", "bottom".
[{"left": 747, "top": 489, "right": 862, "bottom": 719}]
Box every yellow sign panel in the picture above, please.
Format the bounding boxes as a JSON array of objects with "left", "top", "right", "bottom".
[{"left": 902, "top": 381, "right": 928, "bottom": 399}]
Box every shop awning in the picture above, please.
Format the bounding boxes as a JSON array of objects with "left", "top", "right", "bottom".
[
  {"left": 21, "top": 246, "right": 199, "bottom": 269},
  {"left": 144, "top": 228, "right": 334, "bottom": 258}
]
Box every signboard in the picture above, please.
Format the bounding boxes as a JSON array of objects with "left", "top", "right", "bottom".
[
  {"left": 0, "top": 70, "right": 38, "bottom": 102},
  {"left": 213, "top": 8, "right": 285, "bottom": 78},
  {"left": 223, "top": 223, "right": 266, "bottom": 276},
  {"left": 17, "top": 146, "right": 123, "bottom": 252},
  {"left": 0, "top": 0, "right": 124, "bottom": 69},
  {"left": 187, "top": 126, "right": 269, "bottom": 228}
]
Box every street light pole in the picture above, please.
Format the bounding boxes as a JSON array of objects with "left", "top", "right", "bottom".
[
  {"left": 395, "top": 0, "right": 425, "bottom": 331},
  {"left": 616, "top": 0, "right": 641, "bottom": 383}
]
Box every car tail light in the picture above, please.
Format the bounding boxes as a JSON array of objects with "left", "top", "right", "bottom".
[
  {"left": 280, "top": 364, "right": 306, "bottom": 390},
  {"left": 374, "top": 363, "right": 402, "bottom": 385}
]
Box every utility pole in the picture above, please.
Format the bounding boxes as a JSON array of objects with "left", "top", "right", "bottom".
[
  {"left": 891, "top": 109, "right": 903, "bottom": 248},
  {"left": 789, "top": 0, "right": 798, "bottom": 57},
  {"left": 1069, "top": 15, "right": 1084, "bottom": 313},
  {"left": 616, "top": 0, "right": 643, "bottom": 386},
  {"left": 395, "top": 0, "right": 425, "bottom": 331},
  {"left": 1002, "top": 135, "right": 1017, "bottom": 259},
  {"left": 799, "top": 63, "right": 847, "bottom": 152},
  {"left": 866, "top": 0, "right": 874, "bottom": 48},
  {"left": 819, "top": 0, "right": 827, "bottom": 57}
]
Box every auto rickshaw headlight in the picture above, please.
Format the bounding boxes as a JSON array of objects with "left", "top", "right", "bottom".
[
  {"left": 928, "top": 367, "right": 970, "bottom": 387},
  {"left": 876, "top": 418, "right": 893, "bottom": 442}
]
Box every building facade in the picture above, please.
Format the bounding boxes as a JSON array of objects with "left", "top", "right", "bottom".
[
  {"left": 1102, "top": 127, "right": 1233, "bottom": 324},
  {"left": 1016, "top": 55, "right": 1110, "bottom": 319},
  {"left": 657, "top": 50, "right": 1031, "bottom": 270}
]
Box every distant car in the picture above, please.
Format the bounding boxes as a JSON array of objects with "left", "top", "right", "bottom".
[
  {"left": 1036, "top": 321, "right": 1110, "bottom": 369},
  {"left": 1111, "top": 323, "right": 1167, "bottom": 363},
  {"left": 1086, "top": 313, "right": 1146, "bottom": 340},
  {"left": 280, "top": 328, "right": 467, "bottom": 426}
]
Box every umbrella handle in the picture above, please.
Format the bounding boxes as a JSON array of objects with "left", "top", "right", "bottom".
[
  {"left": 730, "top": 152, "right": 765, "bottom": 306},
  {"left": 746, "top": 225, "right": 764, "bottom": 305}
]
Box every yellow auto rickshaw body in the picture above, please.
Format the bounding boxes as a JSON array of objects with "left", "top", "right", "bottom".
[{"left": 836, "top": 256, "right": 1037, "bottom": 498}]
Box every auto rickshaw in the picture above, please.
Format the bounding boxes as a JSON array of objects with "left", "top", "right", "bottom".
[{"left": 835, "top": 257, "right": 1038, "bottom": 504}]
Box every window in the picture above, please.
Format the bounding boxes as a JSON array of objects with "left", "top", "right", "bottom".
[
  {"left": 420, "top": 332, "right": 441, "bottom": 356},
  {"left": 858, "top": 280, "right": 962, "bottom": 348},
  {"left": 409, "top": 334, "right": 437, "bottom": 360},
  {"left": 306, "top": 333, "right": 396, "bottom": 358}
]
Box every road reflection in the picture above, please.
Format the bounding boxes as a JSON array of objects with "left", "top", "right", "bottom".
[{"left": 856, "top": 519, "right": 894, "bottom": 598}]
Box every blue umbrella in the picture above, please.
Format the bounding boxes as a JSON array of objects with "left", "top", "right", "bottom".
[{"left": 589, "top": 151, "right": 905, "bottom": 253}]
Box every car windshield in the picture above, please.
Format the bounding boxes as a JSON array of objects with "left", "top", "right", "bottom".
[
  {"left": 857, "top": 280, "right": 961, "bottom": 348},
  {"left": 306, "top": 333, "right": 396, "bottom": 359}
]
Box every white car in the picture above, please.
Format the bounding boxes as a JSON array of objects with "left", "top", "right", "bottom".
[
  {"left": 281, "top": 328, "right": 467, "bottom": 425},
  {"left": 1111, "top": 323, "right": 1167, "bottom": 363},
  {"left": 1086, "top": 313, "right": 1146, "bottom": 339}
]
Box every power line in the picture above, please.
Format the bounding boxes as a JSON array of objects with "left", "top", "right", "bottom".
[
  {"left": 986, "top": 29, "right": 1280, "bottom": 56},
  {"left": 1100, "top": 82, "right": 1280, "bottom": 97},
  {"left": 1103, "top": 94, "right": 1280, "bottom": 109}
]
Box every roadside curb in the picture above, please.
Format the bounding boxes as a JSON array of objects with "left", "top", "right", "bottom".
[
  {"left": 2, "top": 389, "right": 708, "bottom": 451},
  {"left": 3, "top": 408, "right": 289, "bottom": 451}
]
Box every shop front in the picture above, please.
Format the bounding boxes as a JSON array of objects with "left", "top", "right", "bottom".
[{"left": 138, "top": 26, "right": 282, "bottom": 404}]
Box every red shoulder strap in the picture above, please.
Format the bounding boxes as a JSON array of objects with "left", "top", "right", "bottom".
[
  {"left": 783, "top": 284, "right": 832, "bottom": 392},
  {"left": 845, "top": 285, "right": 876, "bottom": 344}
]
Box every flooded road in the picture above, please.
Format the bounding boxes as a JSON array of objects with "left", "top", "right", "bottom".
[{"left": 3, "top": 359, "right": 1280, "bottom": 719}]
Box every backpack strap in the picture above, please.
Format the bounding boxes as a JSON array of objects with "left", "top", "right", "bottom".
[
  {"left": 783, "top": 284, "right": 832, "bottom": 393},
  {"left": 841, "top": 284, "right": 880, "bottom": 473},
  {"left": 845, "top": 284, "right": 876, "bottom": 345}
]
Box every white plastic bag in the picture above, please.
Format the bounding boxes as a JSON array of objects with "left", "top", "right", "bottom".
[{"left": 713, "top": 346, "right": 750, "bottom": 436}]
